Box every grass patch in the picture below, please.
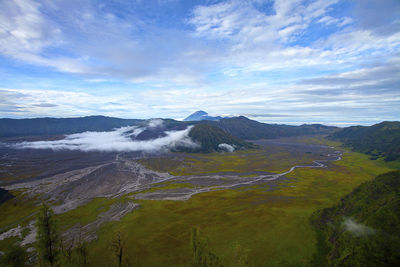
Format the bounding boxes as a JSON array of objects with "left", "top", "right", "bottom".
[
  {"left": 0, "top": 190, "right": 39, "bottom": 233},
  {"left": 56, "top": 197, "right": 125, "bottom": 231},
  {"left": 86, "top": 147, "right": 396, "bottom": 266},
  {"left": 0, "top": 236, "right": 20, "bottom": 253},
  {"left": 168, "top": 149, "right": 318, "bottom": 176}
]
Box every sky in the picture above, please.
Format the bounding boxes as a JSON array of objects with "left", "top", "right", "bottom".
[{"left": 0, "top": 0, "right": 399, "bottom": 126}]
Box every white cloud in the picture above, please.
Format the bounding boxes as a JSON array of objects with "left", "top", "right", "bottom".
[
  {"left": 189, "top": 0, "right": 339, "bottom": 45},
  {"left": 343, "top": 218, "right": 375, "bottom": 236},
  {"left": 0, "top": 0, "right": 60, "bottom": 55},
  {"left": 318, "top": 16, "right": 339, "bottom": 25},
  {"left": 218, "top": 143, "right": 235, "bottom": 152},
  {"left": 0, "top": 1, "right": 399, "bottom": 125},
  {"left": 0, "top": 0, "right": 220, "bottom": 83},
  {"left": 14, "top": 125, "right": 198, "bottom": 152},
  {"left": 0, "top": 0, "right": 399, "bottom": 86},
  {"left": 147, "top": 119, "right": 164, "bottom": 128},
  {"left": 338, "top": 17, "right": 353, "bottom": 27},
  {"left": 0, "top": 87, "right": 149, "bottom": 119},
  {"left": 187, "top": 0, "right": 399, "bottom": 76}
]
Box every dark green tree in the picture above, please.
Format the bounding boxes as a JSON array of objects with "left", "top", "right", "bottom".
[
  {"left": 36, "top": 204, "right": 59, "bottom": 267},
  {"left": 310, "top": 171, "right": 400, "bottom": 266},
  {"left": 0, "top": 244, "right": 27, "bottom": 267},
  {"left": 191, "top": 227, "right": 222, "bottom": 267}
]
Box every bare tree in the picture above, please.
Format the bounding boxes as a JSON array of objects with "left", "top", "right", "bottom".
[
  {"left": 60, "top": 235, "right": 74, "bottom": 267},
  {"left": 36, "top": 204, "right": 59, "bottom": 267},
  {"left": 76, "top": 230, "right": 88, "bottom": 267},
  {"left": 112, "top": 231, "right": 126, "bottom": 267}
]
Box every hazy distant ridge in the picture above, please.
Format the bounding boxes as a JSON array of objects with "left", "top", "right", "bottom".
[{"left": 0, "top": 116, "right": 143, "bottom": 137}]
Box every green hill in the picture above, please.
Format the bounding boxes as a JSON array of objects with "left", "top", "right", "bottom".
[
  {"left": 185, "top": 123, "right": 256, "bottom": 153},
  {"left": 331, "top": 121, "right": 400, "bottom": 161},
  {"left": 310, "top": 171, "right": 400, "bottom": 266},
  {"left": 210, "top": 116, "right": 337, "bottom": 140}
]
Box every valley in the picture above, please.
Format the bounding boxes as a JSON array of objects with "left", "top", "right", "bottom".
[
  {"left": 1, "top": 1, "right": 399, "bottom": 265},
  {"left": 0, "top": 132, "right": 397, "bottom": 266}
]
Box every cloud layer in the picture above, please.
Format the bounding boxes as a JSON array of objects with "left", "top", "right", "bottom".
[{"left": 14, "top": 122, "right": 198, "bottom": 153}]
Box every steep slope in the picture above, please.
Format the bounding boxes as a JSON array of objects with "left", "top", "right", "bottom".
[
  {"left": 331, "top": 121, "right": 400, "bottom": 161},
  {"left": 310, "top": 171, "right": 400, "bottom": 266},
  {"left": 183, "top": 123, "right": 256, "bottom": 153},
  {"left": 0, "top": 116, "right": 143, "bottom": 137},
  {"left": 0, "top": 188, "right": 14, "bottom": 204}
]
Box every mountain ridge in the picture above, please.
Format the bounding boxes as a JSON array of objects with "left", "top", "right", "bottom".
[
  {"left": 0, "top": 115, "right": 339, "bottom": 138},
  {"left": 0, "top": 115, "right": 143, "bottom": 137},
  {"left": 330, "top": 121, "right": 400, "bottom": 161},
  {"left": 206, "top": 116, "right": 338, "bottom": 140}
]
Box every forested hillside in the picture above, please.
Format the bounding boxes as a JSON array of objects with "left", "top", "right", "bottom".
[
  {"left": 310, "top": 171, "right": 400, "bottom": 266},
  {"left": 331, "top": 121, "right": 400, "bottom": 161},
  {"left": 186, "top": 123, "right": 256, "bottom": 152},
  {"left": 210, "top": 116, "right": 337, "bottom": 140}
]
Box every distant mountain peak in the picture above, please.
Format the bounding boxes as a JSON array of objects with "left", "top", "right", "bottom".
[
  {"left": 192, "top": 110, "right": 207, "bottom": 116},
  {"left": 184, "top": 110, "right": 222, "bottom": 121}
]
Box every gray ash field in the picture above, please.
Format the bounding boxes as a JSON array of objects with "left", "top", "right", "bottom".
[{"left": 1, "top": 136, "right": 340, "bottom": 216}]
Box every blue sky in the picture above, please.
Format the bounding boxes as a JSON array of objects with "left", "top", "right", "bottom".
[{"left": 0, "top": 0, "right": 399, "bottom": 126}]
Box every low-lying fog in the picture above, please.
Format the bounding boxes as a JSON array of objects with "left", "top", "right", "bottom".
[{"left": 12, "top": 120, "right": 198, "bottom": 153}]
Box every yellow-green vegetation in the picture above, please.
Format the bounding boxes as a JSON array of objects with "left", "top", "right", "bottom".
[
  {"left": 1, "top": 137, "right": 398, "bottom": 266},
  {"left": 0, "top": 236, "right": 20, "bottom": 255},
  {"left": 375, "top": 157, "right": 400, "bottom": 169},
  {"left": 138, "top": 157, "right": 183, "bottom": 173},
  {"left": 85, "top": 146, "right": 397, "bottom": 266},
  {"left": 55, "top": 183, "right": 190, "bottom": 233},
  {"left": 56, "top": 197, "right": 119, "bottom": 231},
  {"left": 0, "top": 190, "right": 39, "bottom": 231},
  {"left": 164, "top": 149, "right": 317, "bottom": 175},
  {"left": 310, "top": 170, "right": 400, "bottom": 266},
  {"left": 0, "top": 190, "right": 40, "bottom": 254},
  {"left": 138, "top": 181, "right": 195, "bottom": 194}
]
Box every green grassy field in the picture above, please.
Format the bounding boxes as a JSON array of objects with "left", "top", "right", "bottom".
[
  {"left": 0, "top": 190, "right": 39, "bottom": 232},
  {"left": 142, "top": 149, "right": 319, "bottom": 176},
  {"left": 87, "top": 151, "right": 395, "bottom": 266}
]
